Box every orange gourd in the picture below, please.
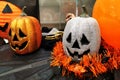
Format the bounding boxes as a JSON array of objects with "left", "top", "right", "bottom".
[
  {"left": 8, "top": 8, "right": 42, "bottom": 54},
  {"left": 0, "top": 1, "right": 21, "bottom": 39},
  {"left": 92, "top": 0, "right": 120, "bottom": 49}
]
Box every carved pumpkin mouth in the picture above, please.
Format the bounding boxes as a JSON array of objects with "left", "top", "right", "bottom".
[
  {"left": 67, "top": 47, "right": 90, "bottom": 59},
  {"left": 11, "top": 41, "right": 28, "bottom": 50},
  {"left": 0, "top": 23, "right": 8, "bottom": 32}
]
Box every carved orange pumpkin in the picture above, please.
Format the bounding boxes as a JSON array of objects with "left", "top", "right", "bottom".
[
  {"left": 92, "top": 0, "right": 120, "bottom": 49},
  {"left": 0, "top": 1, "right": 21, "bottom": 39},
  {"left": 8, "top": 11, "right": 42, "bottom": 54}
]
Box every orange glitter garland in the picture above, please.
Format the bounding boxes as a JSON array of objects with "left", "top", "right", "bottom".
[{"left": 51, "top": 41, "right": 120, "bottom": 78}]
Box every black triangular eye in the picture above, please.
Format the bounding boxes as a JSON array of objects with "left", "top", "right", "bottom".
[
  {"left": 2, "top": 4, "right": 12, "bottom": 13},
  {"left": 19, "top": 29, "right": 26, "bottom": 37},
  {"left": 9, "top": 28, "right": 11, "bottom": 36},
  {"left": 66, "top": 32, "right": 71, "bottom": 43},
  {"left": 81, "top": 34, "right": 90, "bottom": 45},
  {"left": 72, "top": 40, "right": 80, "bottom": 49}
]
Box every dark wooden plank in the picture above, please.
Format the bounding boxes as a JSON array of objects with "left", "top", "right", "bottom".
[
  {"left": 0, "top": 44, "right": 51, "bottom": 66},
  {"left": 0, "top": 44, "right": 51, "bottom": 79}
]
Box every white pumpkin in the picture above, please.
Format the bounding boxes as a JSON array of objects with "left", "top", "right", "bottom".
[{"left": 62, "top": 16, "right": 101, "bottom": 60}]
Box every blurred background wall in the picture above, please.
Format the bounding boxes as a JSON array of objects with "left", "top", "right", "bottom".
[
  {"left": 39, "top": 0, "right": 96, "bottom": 30},
  {"left": 4, "top": 0, "right": 96, "bottom": 30}
]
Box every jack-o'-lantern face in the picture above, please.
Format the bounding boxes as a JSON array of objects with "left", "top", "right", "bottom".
[
  {"left": 9, "top": 27, "right": 28, "bottom": 51},
  {"left": 0, "top": 1, "right": 21, "bottom": 39},
  {"left": 8, "top": 16, "right": 42, "bottom": 54},
  {"left": 63, "top": 17, "right": 101, "bottom": 60}
]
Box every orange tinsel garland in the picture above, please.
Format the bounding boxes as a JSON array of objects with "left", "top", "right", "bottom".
[{"left": 51, "top": 41, "right": 120, "bottom": 78}]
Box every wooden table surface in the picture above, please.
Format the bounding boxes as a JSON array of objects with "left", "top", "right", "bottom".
[{"left": 0, "top": 44, "right": 54, "bottom": 80}]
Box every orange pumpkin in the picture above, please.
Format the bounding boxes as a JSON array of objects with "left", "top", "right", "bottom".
[
  {"left": 92, "top": 0, "right": 120, "bottom": 49},
  {"left": 0, "top": 1, "right": 21, "bottom": 39},
  {"left": 8, "top": 10, "right": 42, "bottom": 54}
]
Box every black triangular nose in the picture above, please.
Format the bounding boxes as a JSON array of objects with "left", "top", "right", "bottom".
[
  {"left": 13, "top": 34, "right": 19, "bottom": 41},
  {"left": 72, "top": 40, "right": 80, "bottom": 49}
]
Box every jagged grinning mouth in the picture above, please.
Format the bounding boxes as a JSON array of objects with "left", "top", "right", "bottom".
[
  {"left": 67, "top": 47, "right": 90, "bottom": 58},
  {"left": 11, "top": 41, "right": 28, "bottom": 50}
]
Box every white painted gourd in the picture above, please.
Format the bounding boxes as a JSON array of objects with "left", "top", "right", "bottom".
[{"left": 62, "top": 6, "right": 101, "bottom": 60}]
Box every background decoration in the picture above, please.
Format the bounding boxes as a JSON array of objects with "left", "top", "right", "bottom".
[
  {"left": 92, "top": 0, "right": 120, "bottom": 49},
  {"left": 8, "top": 7, "right": 42, "bottom": 54},
  {"left": 0, "top": 1, "right": 21, "bottom": 39},
  {"left": 6, "top": 0, "right": 39, "bottom": 20}
]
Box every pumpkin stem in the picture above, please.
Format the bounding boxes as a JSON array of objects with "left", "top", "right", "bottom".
[
  {"left": 20, "top": 6, "right": 27, "bottom": 16},
  {"left": 80, "top": 5, "right": 89, "bottom": 17}
]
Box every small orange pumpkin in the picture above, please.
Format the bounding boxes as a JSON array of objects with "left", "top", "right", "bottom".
[
  {"left": 92, "top": 0, "right": 120, "bottom": 49},
  {"left": 0, "top": 1, "right": 21, "bottom": 39},
  {"left": 8, "top": 7, "right": 42, "bottom": 54}
]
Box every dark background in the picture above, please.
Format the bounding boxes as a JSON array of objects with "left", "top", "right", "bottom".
[{"left": 6, "top": 0, "right": 40, "bottom": 20}]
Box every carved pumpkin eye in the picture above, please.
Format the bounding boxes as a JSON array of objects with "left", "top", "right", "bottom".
[
  {"left": 2, "top": 4, "right": 12, "bottom": 13},
  {"left": 66, "top": 32, "right": 71, "bottom": 43},
  {"left": 19, "top": 29, "right": 26, "bottom": 37},
  {"left": 81, "top": 34, "right": 90, "bottom": 45}
]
